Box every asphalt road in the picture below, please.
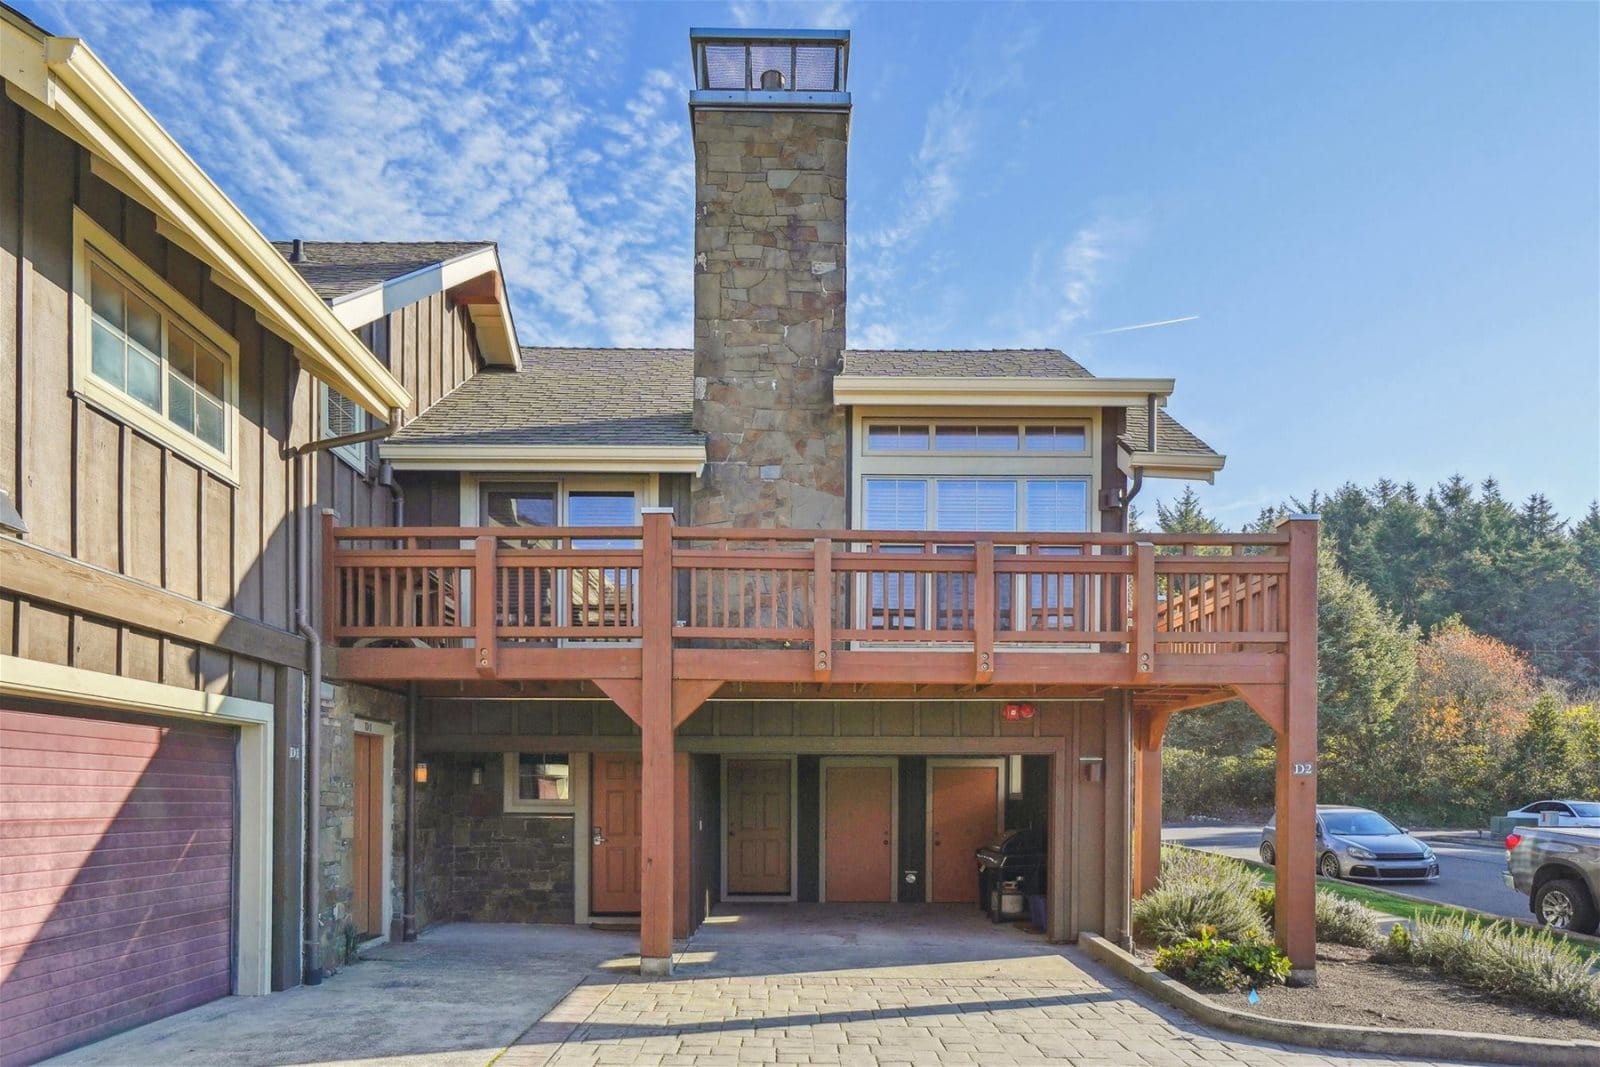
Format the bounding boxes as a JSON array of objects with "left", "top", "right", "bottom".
[{"left": 1163, "top": 823, "right": 1531, "bottom": 921}]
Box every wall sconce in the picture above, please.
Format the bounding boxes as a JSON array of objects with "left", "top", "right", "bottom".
[
  {"left": 1080, "top": 756, "right": 1104, "bottom": 784},
  {"left": 470, "top": 764, "right": 484, "bottom": 787},
  {"left": 1000, "top": 702, "right": 1036, "bottom": 722},
  {"left": 414, "top": 761, "right": 429, "bottom": 785}
]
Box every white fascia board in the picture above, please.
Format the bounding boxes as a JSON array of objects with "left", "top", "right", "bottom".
[
  {"left": 328, "top": 247, "right": 520, "bottom": 367},
  {"left": 381, "top": 442, "right": 707, "bottom": 475},
  {"left": 1117, "top": 446, "right": 1226, "bottom": 484},
  {"left": 834, "top": 375, "right": 1175, "bottom": 409},
  {"left": 2, "top": 20, "right": 410, "bottom": 417}
]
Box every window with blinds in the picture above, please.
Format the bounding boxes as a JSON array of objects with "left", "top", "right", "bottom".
[{"left": 321, "top": 385, "right": 367, "bottom": 471}]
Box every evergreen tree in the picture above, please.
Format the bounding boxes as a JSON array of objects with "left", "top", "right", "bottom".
[{"left": 1155, "top": 487, "right": 1220, "bottom": 535}]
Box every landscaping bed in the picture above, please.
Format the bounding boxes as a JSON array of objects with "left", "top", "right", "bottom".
[{"left": 1140, "top": 941, "right": 1600, "bottom": 1042}]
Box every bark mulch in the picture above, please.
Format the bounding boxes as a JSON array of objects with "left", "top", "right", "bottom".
[{"left": 1190, "top": 943, "right": 1599, "bottom": 1043}]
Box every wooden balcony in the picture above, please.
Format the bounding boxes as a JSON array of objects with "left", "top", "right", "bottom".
[{"left": 324, "top": 512, "right": 1310, "bottom": 699}]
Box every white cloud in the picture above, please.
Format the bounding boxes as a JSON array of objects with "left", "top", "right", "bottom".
[
  {"left": 727, "top": 2, "right": 856, "bottom": 30},
  {"left": 31, "top": 0, "right": 696, "bottom": 347},
  {"left": 1009, "top": 211, "right": 1150, "bottom": 348}
]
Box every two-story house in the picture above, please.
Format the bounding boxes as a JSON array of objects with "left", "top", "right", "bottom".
[{"left": 0, "top": 17, "right": 1320, "bottom": 1066}]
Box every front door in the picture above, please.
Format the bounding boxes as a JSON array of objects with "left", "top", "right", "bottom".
[
  {"left": 726, "top": 758, "right": 791, "bottom": 895},
  {"left": 823, "top": 762, "right": 894, "bottom": 902},
  {"left": 591, "top": 753, "right": 642, "bottom": 914},
  {"left": 352, "top": 731, "right": 385, "bottom": 937},
  {"left": 929, "top": 762, "right": 1000, "bottom": 903}
]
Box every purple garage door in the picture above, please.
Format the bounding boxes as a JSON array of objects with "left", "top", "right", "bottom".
[{"left": 0, "top": 706, "right": 236, "bottom": 1066}]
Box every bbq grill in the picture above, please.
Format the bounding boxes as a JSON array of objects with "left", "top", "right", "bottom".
[{"left": 975, "top": 827, "right": 1047, "bottom": 920}]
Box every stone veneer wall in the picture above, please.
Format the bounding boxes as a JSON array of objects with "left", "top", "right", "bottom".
[
  {"left": 691, "top": 106, "right": 849, "bottom": 530},
  {"left": 317, "top": 682, "right": 405, "bottom": 973},
  {"left": 415, "top": 752, "right": 576, "bottom": 925}
]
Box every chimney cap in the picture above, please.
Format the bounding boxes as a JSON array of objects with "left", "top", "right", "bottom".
[{"left": 690, "top": 28, "right": 850, "bottom": 110}]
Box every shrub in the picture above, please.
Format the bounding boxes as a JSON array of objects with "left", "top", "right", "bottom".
[
  {"left": 1157, "top": 845, "right": 1262, "bottom": 897},
  {"left": 1163, "top": 746, "right": 1275, "bottom": 819},
  {"left": 1377, "top": 916, "right": 1600, "bottom": 1021},
  {"left": 1155, "top": 925, "right": 1291, "bottom": 992},
  {"left": 1132, "top": 863, "right": 1267, "bottom": 947},
  {"left": 1373, "top": 922, "right": 1413, "bottom": 963},
  {"left": 1251, "top": 885, "right": 1382, "bottom": 948}
]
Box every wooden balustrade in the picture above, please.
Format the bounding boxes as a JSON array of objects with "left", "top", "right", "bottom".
[{"left": 324, "top": 518, "right": 1299, "bottom": 683}]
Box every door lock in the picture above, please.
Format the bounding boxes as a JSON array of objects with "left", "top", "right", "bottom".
[{"left": 592, "top": 826, "right": 606, "bottom": 845}]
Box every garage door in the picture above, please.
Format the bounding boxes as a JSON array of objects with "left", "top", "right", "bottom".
[{"left": 0, "top": 705, "right": 236, "bottom": 1066}]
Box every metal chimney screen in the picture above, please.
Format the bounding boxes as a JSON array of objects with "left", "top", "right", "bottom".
[{"left": 698, "top": 41, "right": 841, "bottom": 92}]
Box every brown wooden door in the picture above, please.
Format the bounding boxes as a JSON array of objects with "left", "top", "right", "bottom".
[
  {"left": 0, "top": 706, "right": 235, "bottom": 1067},
  {"left": 929, "top": 763, "right": 1000, "bottom": 903},
  {"left": 591, "top": 753, "right": 642, "bottom": 914},
  {"left": 726, "top": 759, "right": 791, "bottom": 895},
  {"left": 824, "top": 763, "right": 894, "bottom": 902},
  {"left": 352, "top": 732, "right": 384, "bottom": 937}
]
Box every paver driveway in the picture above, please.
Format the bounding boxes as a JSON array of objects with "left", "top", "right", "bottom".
[{"left": 501, "top": 905, "right": 1486, "bottom": 1067}]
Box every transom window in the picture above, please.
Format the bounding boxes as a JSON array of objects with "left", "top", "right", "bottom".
[
  {"left": 88, "top": 257, "right": 228, "bottom": 453},
  {"left": 865, "top": 420, "right": 1088, "bottom": 455}
]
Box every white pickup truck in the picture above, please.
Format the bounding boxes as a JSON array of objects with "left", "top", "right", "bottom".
[{"left": 1504, "top": 825, "right": 1600, "bottom": 934}]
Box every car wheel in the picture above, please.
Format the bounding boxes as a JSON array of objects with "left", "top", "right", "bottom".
[
  {"left": 1318, "top": 852, "right": 1342, "bottom": 879},
  {"left": 1259, "top": 842, "right": 1276, "bottom": 865},
  {"left": 1534, "top": 879, "right": 1600, "bottom": 934}
]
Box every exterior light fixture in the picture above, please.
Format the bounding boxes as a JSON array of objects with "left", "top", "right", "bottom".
[
  {"left": 1000, "top": 702, "right": 1037, "bottom": 722},
  {"left": 414, "top": 761, "right": 429, "bottom": 785},
  {"left": 470, "top": 764, "right": 484, "bottom": 787}
]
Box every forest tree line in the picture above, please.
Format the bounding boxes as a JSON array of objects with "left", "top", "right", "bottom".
[{"left": 1142, "top": 477, "right": 1600, "bottom": 827}]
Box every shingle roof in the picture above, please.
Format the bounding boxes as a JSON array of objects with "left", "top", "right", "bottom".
[
  {"left": 389, "top": 347, "right": 698, "bottom": 448},
  {"left": 842, "top": 349, "right": 1094, "bottom": 378},
  {"left": 1122, "top": 406, "right": 1215, "bottom": 457},
  {"left": 272, "top": 241, "right": 494, "bottom": 301}
]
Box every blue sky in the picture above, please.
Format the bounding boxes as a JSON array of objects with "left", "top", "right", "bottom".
[{"left": 21, "top": 1, "right": 1598, "bottom": 525}]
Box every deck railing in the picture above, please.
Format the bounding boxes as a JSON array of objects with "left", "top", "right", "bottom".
[{"left": 324, "top": 515, "right": 1296, "bottom": 675}]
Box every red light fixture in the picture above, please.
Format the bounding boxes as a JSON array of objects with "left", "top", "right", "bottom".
[
  {"left": 1001, "top": 702, "right": 1037, "bottom": 721},
  {"left": 1505, "top": 832, "right": 1522, "bottom": 851}
]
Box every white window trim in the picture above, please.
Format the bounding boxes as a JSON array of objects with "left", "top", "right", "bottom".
[
  {"left": 321, "top": 383, "right": 369, "bottom": 473},
  {"left": 502, "top": 750, "right": 588, "bottom": 814},
  {"left": 460, "top": 473, "right": 659, "bottom": 526},
  {"left": 71, "top": 207, "right": 241, "bottom": 484}
]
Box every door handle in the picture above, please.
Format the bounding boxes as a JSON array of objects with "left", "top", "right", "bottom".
[{"left": 592, "top": 825, "right": 606, "bottom": 845}]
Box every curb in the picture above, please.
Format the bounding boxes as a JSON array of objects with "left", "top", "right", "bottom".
[{"left": 1080, "top": 935, "right": 1599, "bottom": 1067}]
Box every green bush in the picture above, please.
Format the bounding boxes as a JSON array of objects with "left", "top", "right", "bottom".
[
  {"left": 1376, "top": 916, "right": 1600, "bottom": 1021},
  {"left": 1155, "top": 925, "right": 1291, "bottom": 992},
  {"left": 1253, "top": 886, "right": 1382, "bottom": 948},
  {"left": 1134, "top": 848, "right": 1268, "bottom": 947},
  {"left": 1163, "top": 746, "right": 1275, "bottom": 819}
]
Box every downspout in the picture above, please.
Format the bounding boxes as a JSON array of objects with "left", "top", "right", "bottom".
[
  {"left": 290, "top": 406, "right": 403, "bottom": 986},
  {"left": 403, "top": 681, "right": 418, "bottom": 941}
]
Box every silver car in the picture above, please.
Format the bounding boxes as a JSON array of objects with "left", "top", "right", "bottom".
[{"left": 1260, "top": 805, "right": 1440, "bottom": 882}]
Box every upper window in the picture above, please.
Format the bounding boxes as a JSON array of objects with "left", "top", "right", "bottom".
[
  {"left": 864, "top": 419, "right": 1088, "bottom": 456},
  {"left": 321, "top": 385, "right": 368, "bottom": 471},
  {"left": 502, "top": 751, "right": 582, "bottom": 813},
  {"left": 73, "top": 210, "right": 239, "bottom": 482}
]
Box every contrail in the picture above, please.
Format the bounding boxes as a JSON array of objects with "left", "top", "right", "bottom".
[{"left": 1086, "top": 315, "right": 1199, "bottom": 336}]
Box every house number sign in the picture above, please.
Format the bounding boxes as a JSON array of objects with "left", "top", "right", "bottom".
[{"left": 1292, "top": 761, "right": 1315, "bottom": 776}]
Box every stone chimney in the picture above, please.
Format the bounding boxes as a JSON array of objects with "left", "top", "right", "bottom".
[{"left": 688, "top": 29, "right": 850, "bottom": 529}]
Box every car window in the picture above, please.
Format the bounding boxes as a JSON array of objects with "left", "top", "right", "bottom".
[
  {"left": 1321, "top": 811, "right": 1401, "bottom": 836},
  {"left": 1568, "top": 802, "right": 1600, "bottom": 817},
  {"left": 1553, "top": 803, "right": 1574, "bottom": 816}
]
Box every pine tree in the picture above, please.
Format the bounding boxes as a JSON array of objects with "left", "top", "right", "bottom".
[{"left": 1155, "top": 487, "right": 1219, "bottom": 534}]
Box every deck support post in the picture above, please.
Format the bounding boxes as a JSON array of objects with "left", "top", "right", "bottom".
[
  {"left": 639, "top": 508, "right": 677, "bottom": 975},
  {"left": 1274, "top": 515, "right": 1320, "bottom": 983},
  {"left": 1131, "top": 706, "right": 1172, "bottom": 900}
]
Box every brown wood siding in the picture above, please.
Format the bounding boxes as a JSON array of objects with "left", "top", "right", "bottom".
[
  {"left": 383, "top": 291, "right": 480, "bottom": 422},
  {"left": 1, "top": 100, "right": 321, "bottom": 685},
  {"left": 394, "top": 471, "right": 461, "bottom": 527},
  {"left": 0, "top": 704, "right": 236, "bottom": 1067}
]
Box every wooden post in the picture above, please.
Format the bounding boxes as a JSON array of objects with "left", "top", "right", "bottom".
[
  {"left": 813, "top": 538, "right": 832, "bottom": 681},
  {"left": 1132, "top": 706, "right": 1171, "bottom": 899},
  {"left": 639, "top": 508, "right": 676, "bottom": 975},
  {"left": 974, "top": 539, "right": 994, "bottom": 682},
  {"left": 1047, "top": 738, "right": 1071, "bottom": 942},
  {"left": 1275, "top": 515, "right": 1319, "bottom": 982},
  {"left": 473, "top": 535, "right": 498, "bottom": 677},
  {"left": 1133, "top": 541, "right": 1155, "bottom": 678}
]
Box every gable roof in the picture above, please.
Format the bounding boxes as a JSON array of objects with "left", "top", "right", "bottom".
[
  {"left": 843, "top": 348, "right": 1093, "bottom": 378},
  {"left": 1123, "top": 406, "right": 1215, "bottom": 457},
  {"left": 389, "top": 347, "right": 698, "bottom": 449},
  {"left": 1, "top": 8, "right": 408, "bottom": 417},
  {"left": 272, "top": 241, "right": 494, "bottom": 301}
]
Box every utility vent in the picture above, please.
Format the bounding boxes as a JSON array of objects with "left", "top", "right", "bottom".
[{"left": 692, "top": 28, "right": 849, "bottom": 102}]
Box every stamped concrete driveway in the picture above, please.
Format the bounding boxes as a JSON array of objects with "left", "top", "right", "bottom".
[{"left": 48, "top": 906, "right": 1489, "bottom": 1067}]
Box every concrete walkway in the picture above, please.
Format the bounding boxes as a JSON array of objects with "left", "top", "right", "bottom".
[{"left": 46, "top": 907, "right": 1489, "bottom": 1067}]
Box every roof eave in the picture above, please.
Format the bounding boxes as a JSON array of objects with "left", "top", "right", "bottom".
[
  {"left": 834, "top": 375, "right": 1175, "bottom": 409},
  {"left": 1, "top": 18, "right": 410, "bottom": 416},
  {"left": 380, "top": 442, "right": 707, "bottom": 475},
  {"left": 326, "top": 247, "right": 520, "bottom": 367},
  {"left": 1121, "top": 448, "right": 1226, "bottom": 484}
]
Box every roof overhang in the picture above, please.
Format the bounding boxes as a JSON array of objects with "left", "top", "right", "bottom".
[
  {"left": 327, "top": 247, "right": 520, "bottom": 367},
  {"left": 834, "top": 375, "right": 1175, "bottom": 409},
  {"left": 1119, "top": 448, "right": 1227, "bottom": 484},
  {"left": 1, "top": 12, "right": 410, "bottom": 417},
  {"left": 381, "top": 442, "right": 707, "bottom": 476}
]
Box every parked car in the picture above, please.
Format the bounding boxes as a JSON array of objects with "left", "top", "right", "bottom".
[
  {"left": 1504, "top": 800, "right": 1600, "bottom": 827},
  {"left": 1260, "top": 805, "right": 1440, "bottom": 882},
  {"left": 1504, "top": 825, "right": 1600, "bottom": 934}
]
